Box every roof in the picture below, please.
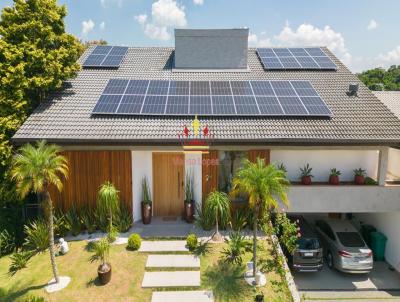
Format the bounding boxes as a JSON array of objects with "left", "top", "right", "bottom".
[
  {"left": 373, "top": 91, "right": 400, "bottom": 119},
  {"left": 12, "top": 46, "right": 400, "bottom": 146}
]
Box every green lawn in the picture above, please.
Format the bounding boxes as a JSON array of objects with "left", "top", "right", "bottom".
[{"left": 0, "top": 239, "right": 291, "bottom": 302}]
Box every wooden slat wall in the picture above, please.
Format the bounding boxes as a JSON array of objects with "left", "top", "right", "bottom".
[
  {"left": 49, "top": 150, "right": 132, "bottom": 212},
  {"left": 202, "top": 150, "right": 219, "bottom": 203},
  {"left": 248, "top": 150, "right": 270, "bottom": 164}
]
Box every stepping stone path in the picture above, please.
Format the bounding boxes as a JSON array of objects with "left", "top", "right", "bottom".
[
  {"left": 152, "top": 291, "right": 214, "bottom": 302},
  {"left": 140, "top": 240, "right": 214, "bottom": 301}
]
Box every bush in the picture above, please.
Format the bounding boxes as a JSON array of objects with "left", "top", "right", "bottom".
[
  {"left": 0, "top": 229, "right": 14, "bottom": 257},
  {"left": 230, "top": 208, "right": 249, "bottom": 231},
  {"left": 194, "top": 203, "right": 213, "bottom": 231},
  {"left": 24, "top": 220, "right": 48, "bottom": 252},
  {"left": 186, "top": 234, "right": 198, "bottom": 251},
  {"left": 65, "top": 206, "right": 82, "bottom": 236},
  {"left": 365, "top": 176, "right": 378, "bottom": 185},
  {"left": 80, "top": 207, "right": 97, "bottom": 234},
  {"left": 107, "top": 225, "right": 119, "bottom": 243},
  {"left": 220, "top": 232, "right": 246, "bottom": 265},
  {"left": 95, "top": 207, "right": 109, "bottom": 232},
  {"left": 127, "top": 233, "right": 141, "bottom": 251},
  {"left": 9, "top": 251, "right": 33, "bottom": 275},
  {"left": 54, "top": 210, "right": 70, "bottom": 238},
  {"left": 115, "top": 204, "right": 133, "bottom": 233}
]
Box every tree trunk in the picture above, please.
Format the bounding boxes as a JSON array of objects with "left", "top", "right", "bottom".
[
  {"left": 215, "top": 208, "right": 219, "bottom": 235},
  {"left": 253, "top": 203, "right": 260, "bottom": 283},
  {"left": 42, "top": 187, "right": 59, "bottom": 283}
]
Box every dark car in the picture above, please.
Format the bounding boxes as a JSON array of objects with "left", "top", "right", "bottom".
[{"left": 287, "top": 216, "right": 323, "bottom": 272}]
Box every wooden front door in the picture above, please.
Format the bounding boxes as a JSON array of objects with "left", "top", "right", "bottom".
[
  {"left": 153, "top": 152, "right": 184, "bottom": 217},
  {"left": 202, "top": 150, "right": 219, "bottom": 203}
]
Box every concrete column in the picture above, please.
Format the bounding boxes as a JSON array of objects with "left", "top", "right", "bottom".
[{"left": 378, "top": 147, "right": 389, "bottom": 186}]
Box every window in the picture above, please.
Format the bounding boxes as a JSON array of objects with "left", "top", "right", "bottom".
[
  {"left": 337, "top": 232, "right": 365, "bottom": 247},
  {"left": 317, "top": 221, "right": 336, "bottom": 241},
  {"left": 297, "top": 238, "right": 320, "bottom": 250}
]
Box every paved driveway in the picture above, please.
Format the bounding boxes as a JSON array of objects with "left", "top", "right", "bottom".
[{"left": 293, "top": 261, "right": 400, "bottom": 291}]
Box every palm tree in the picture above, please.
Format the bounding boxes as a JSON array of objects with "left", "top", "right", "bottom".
[
  {"left": 205, "top": 191, "right": 231, "bottom": 241},
  {"left": 11, "top": 140, "right": 68, "bottom": 283},
  {"left": 232, "top": 157, "right": 289, "bottom": 284},
  {"left": 98, "top": 181, "right": 120, "bottom": 233}
]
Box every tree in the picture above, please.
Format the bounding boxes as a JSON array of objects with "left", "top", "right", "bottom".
[
  {"left": 232, "top": 158, "right": 289, "bottom": 284},
  {"left": 358, "top": 65, "right": 400, "bottom": 91},
  {"left": 204, "top": 191, "right": 231, "bottom": 241},
  {"left": 0, "top": 0, "right": 83, "bottom": 211},
  {"left": 11, "top": 140, "right": 68, "bottom": 283},
  {"left": 98, "top": 182, "right": 120, "bottom": 234}
]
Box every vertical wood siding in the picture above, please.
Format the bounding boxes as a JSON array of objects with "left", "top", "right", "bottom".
[
  {"left": 248, "top": 150, "right": 271, "bottom": 164},
  {"left": 49, "top": 151, "right": 132, "bottom": 212}
]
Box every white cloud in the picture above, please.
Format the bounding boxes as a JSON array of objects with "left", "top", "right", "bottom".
[
  {"left": 248, "top": 33, "right": 258, "bottom": 44},
  {"left": 135, "top": 0, "right": 187, "bottom": 41},
  {"left": 82, "top": 19, "right": 95, "bottom": 36},
  {"left": 377, "top": 46, "right": 400, "bottom": 66},
  {"left": 134, "top": 14, "right": 148, "bottom": 26},
  {"left": 248, "top": 33, "right": 272, "bottom": 47},
  {"left": 273, "top": 23, "right": 352, "bottom": 65},
  {"left": 99, "top": 22, "right": 106, "bottom": 30},
  {"left": 193, "top": 0, "right": 204, "bottom": 5},
  {"left": 144, "top": 24, "right": 171, "bottom": 41},
  {"left": 152, "top": 0, "right": 187, "bottom": 27},
  {"left": 367, "top": 19, "right": 379, "bottom": 30}
]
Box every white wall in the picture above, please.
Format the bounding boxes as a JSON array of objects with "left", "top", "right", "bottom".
[
  {"left": 353, "top": 212, "right": 400, "bottom": 273},
  {"left": 184, "top": 152, "right": 202, "bottom": 207},
  {"left": 388, "top": 148, "right": 400, "bottom": 180},
  {"left": 132, "top": 151, "right": 153, "bottom": 222},
  {"left": 271, "top": 150, "right": 379, "bottom": 182}
]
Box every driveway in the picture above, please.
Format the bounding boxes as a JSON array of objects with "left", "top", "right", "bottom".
[{"left": 293, "top": 261, "right": 400, "bottom": 290}]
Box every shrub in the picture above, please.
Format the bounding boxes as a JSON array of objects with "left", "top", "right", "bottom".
[
  {"left": 80, "top": 207, "right": 97, "bottom": 234},
  {"left": 0, "top": 230, "right": 14, "bottom": 257},
  {"left": 107, "top": 225, "right": 119, "bottom": 243},
  {"left": 65, "top": 206, "right": 82, "bottom": 236},
  {"left": 53, "top": 210, "right": 70, "bottom": 238},
  {"left": 95, "top": 207, "right": 109, "bottom": 232},
  {"left": 194, "top": 204, "right": 213, "bottom": 231},
  {"left": 365, "top": 176, "right": 378, "bottom": 185},
  {"left": 274, "top": 213, "right": 298, "bottom": 255},
  {"left": 115, "top": 204, "right": 133, "bottom": 233},
  {"left": 127, "top": 233, "right": 142, "bottom": 251},
  {"left": 24, "top": 220, "right": 48, "bottom": 252},
  {"left": 230, "top": 208, "right": 249, "bottom": 231},
  {"left": 9, "top": 251, "right": 32, "bottom": 275},
  {"left": 89, "top": 237, "right": 110, "bottom": 270},
  {"left": 186, "top": 234, "right": 198, "bottom": 251},
  {"left": 220, "top": 232, "right": 246, "bottom": 265}
]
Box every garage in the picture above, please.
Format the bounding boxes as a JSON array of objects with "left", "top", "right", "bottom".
[{"left": 287, "top": 213, "right": 400, "bottom": 297}]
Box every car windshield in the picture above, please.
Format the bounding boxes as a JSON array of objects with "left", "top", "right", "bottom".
[
  {"left": 337, "top": 232, "right": 365, "bottom": 247},
  {"left": 297, "top": 238, "right": 320, "bottom": 249}
]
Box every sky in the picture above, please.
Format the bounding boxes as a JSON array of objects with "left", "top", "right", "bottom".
[{"left": 1, "top": 0, "right": 400, "bottom": 72}]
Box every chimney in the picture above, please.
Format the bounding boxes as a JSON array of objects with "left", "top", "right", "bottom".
[{"left": 174, "top": 28, "right": 249, "bottom": 70}]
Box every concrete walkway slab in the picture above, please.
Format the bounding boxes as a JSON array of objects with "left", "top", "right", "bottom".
[
  {"left": 142, "top": 271, "right": 200, "bottom": 287},
  {"left": 152, "top": 291, "right": 214, "bottom": 302},
  {"left": 146, "top": 254, "right": 200, "bottom": 268},
  {"left": 139, "top": 240, "right": 188, "bottom": 252}
]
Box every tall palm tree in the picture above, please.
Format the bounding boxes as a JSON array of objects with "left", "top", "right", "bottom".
[
  {"left": 98, "top": 181, "right": 120, "bottom": 232},
  {"left": 205, "top": 191, "right": 231, "bottom": 241},
  {"left": 11, "top": 140, "right": 68, "bottom": 283},
  {"left": 232, "top": 157, "right": 289, "bottom": 284}
]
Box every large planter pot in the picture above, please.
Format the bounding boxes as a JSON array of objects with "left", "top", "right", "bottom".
[
  {"left": 98, "top": 263, "right": 112, "bottom": 285},
  {"left": 255, "top": 294, "right": 264, "bottom": 302},
  {"left": 329, "top": 175, "right": 340, "bottom": 185},
  {"left": 141, "top": 202, "right": 152, "bottom": 224},
  {"left": 184, "top": 200, "right": 195, "bottom": 223},
  {"left": 301, "top": 175, "right": 312, "bottom": 185},
  {"left": 354, "top": 175, "right": 365, "bottom": 185}
]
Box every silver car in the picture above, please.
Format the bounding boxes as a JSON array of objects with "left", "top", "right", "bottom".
[{"left": 315, "top": 219, "right": 373, "bottom": 274}]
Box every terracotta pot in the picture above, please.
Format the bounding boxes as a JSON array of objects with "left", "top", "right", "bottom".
[
  {"left": 184, "top": 200, "right": 195, "bottom": 223},
  {"left": 329, "top": 175, "right": 340, "bottom": 185},
  {"left": 141, "top": 202, "right": 152, "bottom": 224},
  {"left": 354, "top": 175, "right": 365, "bottom": 185},
  {"left": 255, "top": 294, "right": 264, "bottom": 302},
  {"left": 301, "top": 176, "right": 312, "bottom": 185},
  {"left": 98, "top": 263, "right": 112, "bottom": 285}
]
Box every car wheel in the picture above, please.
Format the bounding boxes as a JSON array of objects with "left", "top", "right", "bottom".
[{"left": 327, "top": 251, "right": 334, "bottom": 269}]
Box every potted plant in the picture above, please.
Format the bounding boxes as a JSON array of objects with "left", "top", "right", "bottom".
[
  {"left": 141, "top": 176, "right": 152, "bottom": 224},
  {"left": 276, "top": 162, "right": 287, "bottom": 173},
  {"left": 184, "top": 172, "right": 195, "bottom": 223},
  {"left": 300, "top": 163, "right": 313, "bottom": 185},
  {"left": 329, "top": 168, "right": 341, "bottom": 185},
  {"left": 353, "top": 168, "right": 366, "bottom": 185},
  {"left": 90, "top": 237, "right": 111, "bottom": 285}
]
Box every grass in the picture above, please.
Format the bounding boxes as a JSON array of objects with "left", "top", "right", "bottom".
[{"left": 0, "top": 238, "right": 291, "bottom": 302}]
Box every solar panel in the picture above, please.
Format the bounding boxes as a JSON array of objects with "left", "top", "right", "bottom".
[
  {"left": 257, "top": 47, "right": 337, "bottom": 70},
  {"left": 82, "top": 45, "right": 128, "bottom": 68},
  {"left": 91, "top": 79, "right": 332, "bottom": 117}
]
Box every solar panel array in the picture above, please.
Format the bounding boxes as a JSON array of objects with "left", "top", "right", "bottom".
[
  {"left": 257, "top": 47, "right": 337, "bottom": 70},
  {"left": 82, "top": 45, "right": 128, "bottom": 68},
  {"left": 92, "top": 79, "right": 333, "bottom": 117}
]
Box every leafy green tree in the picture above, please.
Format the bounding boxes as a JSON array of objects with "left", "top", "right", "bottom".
[
  {"left": 0, "top": 0, "right": 82, "bottom": 209},
  {"left": 204, "top": 191, "right": 231, "bottom": 241},
  {"left": 232, "top": 158, "right": 289, "bottom": 284},
  {"left": 358, "top": 65, "right": 400, "bottom": 91},
  {"left": 11, "top": 140, "right": 68, "bottom": 283}
]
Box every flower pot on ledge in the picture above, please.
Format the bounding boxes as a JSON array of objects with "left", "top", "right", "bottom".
[
  {"left": 301, "top": 176, "right": 312, "bottom": 185},
  {"left": 354, "top": 175, "right": 365, "bottom": 185},
  {"left": 329, "top": 175, "right": 340, "bottom": 185}
]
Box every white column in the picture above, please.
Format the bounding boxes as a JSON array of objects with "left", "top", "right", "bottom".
[{"left": 377, "top": 147, "right": 389, "bottom": 186}]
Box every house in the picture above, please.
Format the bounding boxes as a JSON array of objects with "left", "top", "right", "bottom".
[{"left": 12, "top": 29, "right": 400, "bottom": 271}]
